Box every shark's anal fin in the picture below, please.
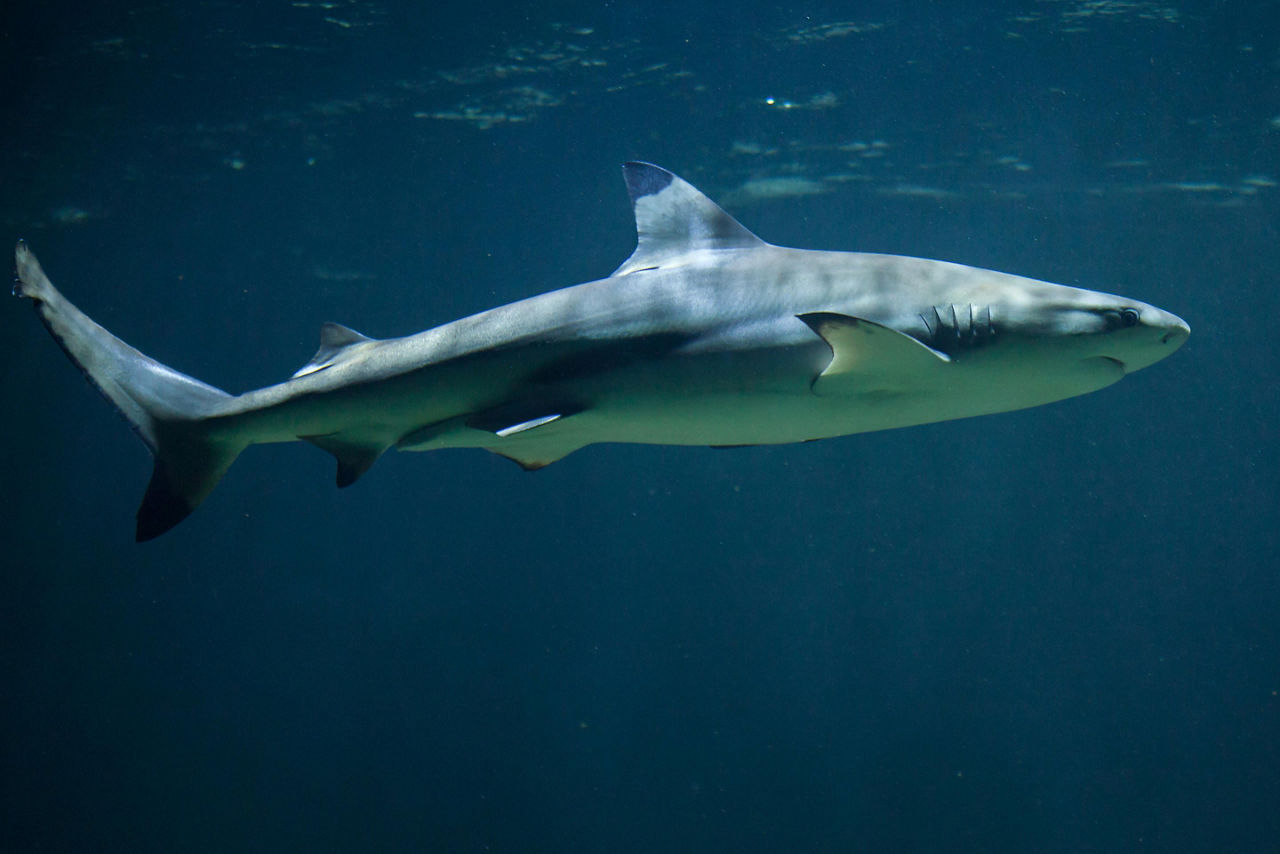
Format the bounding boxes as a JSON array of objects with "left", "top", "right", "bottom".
[
  {"left": 798, "top": 312, "right": 951, "bottom": 395},
  {"left": 292, "top": 322, "right": 376, "bottom": 378},
  {"left": 300, "top": 432, "right": 389, "bottom": 487},
  {"left": 611, "top": 162, "right": 767, "bottom": 276}
]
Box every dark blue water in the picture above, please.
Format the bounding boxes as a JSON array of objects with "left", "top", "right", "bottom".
[{"left": 3, "top": 2, "right": 1278, "bottom": 851}]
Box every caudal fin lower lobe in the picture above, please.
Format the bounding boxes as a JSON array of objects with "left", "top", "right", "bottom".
[{"left": 15, "top": 241, "right": 245, "bottom": 541}]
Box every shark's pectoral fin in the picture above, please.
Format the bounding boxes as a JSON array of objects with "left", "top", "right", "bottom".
[
  {"left": 798, "top": 312, "right": 951, "bottom": 395},
  {"left": 300, "top": 432, "right": 390, "bottom": 487},
  {"left": 292, "top": 322, "right": 378, "bottom": 378}
]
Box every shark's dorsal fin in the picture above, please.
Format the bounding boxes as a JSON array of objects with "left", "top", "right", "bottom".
[
  {"left": 292, "top": 322, "right": 376, "bottom": 378},
  {"left": 612, "top": 162, "right": 767, "bottom": 277}
]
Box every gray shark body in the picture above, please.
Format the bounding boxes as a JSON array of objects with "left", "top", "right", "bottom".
[{"left": 13, "top": 163, "right": 1189, "bottom": 540}]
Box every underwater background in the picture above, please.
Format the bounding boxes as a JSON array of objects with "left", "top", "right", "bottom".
[{"left": 2, "top": 1, "right": 1278, "bottom": 850}]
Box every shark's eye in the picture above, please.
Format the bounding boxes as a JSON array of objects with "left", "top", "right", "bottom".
[{"left": 1120, "top": 308, "right": 1140, "bottom": 327}]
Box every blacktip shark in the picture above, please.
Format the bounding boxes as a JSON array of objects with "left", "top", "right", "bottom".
[{"left": 13, "top": 162, "right": 1189, "bottom": 541}]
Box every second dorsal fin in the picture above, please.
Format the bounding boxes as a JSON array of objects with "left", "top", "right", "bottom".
[
  {"left": 611, "top": 162, "right": 767, "bottom": 277},
  {"left": 292, "top": 322, "right": 376, "bottom": 378}
]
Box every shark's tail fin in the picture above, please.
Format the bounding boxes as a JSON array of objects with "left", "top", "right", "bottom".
[{"left": 14, "top": 241, "right": 244, "bottom": 541}]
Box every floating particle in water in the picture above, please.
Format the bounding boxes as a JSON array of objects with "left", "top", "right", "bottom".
[
  {"left": 1163, "top": 181, "right": 1228, "bottom": 192},
  {"left": 722, "top": 175, "right": 829, "bottom": 205},
  {"left": 762, "top": 91, "right": 839, "bottom": 110},
  {"left": 50, "top": 206, "right": 93, "bottom": 225},
  {"left": 781, "top": 20, "right": 887, "bottom": 45},
  {"left": 878, "top": 184, "right": 960, "bottom": 200},
  {"left": 730, "top": 141, "right": 778, "bottom": 156},
  {"left": 995, "top": 155, "right": 1032, "bottom": 172}
]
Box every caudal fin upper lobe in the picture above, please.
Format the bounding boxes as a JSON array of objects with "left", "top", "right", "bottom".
[{"left": 14, "top": 241, "right": 243, "bottom": 541}]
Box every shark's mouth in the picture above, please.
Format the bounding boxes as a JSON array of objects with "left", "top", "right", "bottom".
[{"left": 1092, "top": 355, "right": 1128, "bottom": 375}]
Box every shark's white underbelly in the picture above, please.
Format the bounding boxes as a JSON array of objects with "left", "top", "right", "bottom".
[{"left": 396, "top": 340, "right": 1126, "bottom": 459}]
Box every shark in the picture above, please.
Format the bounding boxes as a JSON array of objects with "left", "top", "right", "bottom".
[{"left": 13, "top": 162, "right": 1189, "bottom": 541}]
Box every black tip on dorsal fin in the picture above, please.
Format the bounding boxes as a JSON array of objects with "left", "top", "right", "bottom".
[
  {"left": 622, "top": 161, "right": 676, "bottom": 203},
  {"left": 613, "top": 162, "right": 766, "bottom": 277}
]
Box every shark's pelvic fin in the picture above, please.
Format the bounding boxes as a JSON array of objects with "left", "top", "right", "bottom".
[
  {"left": 798, "top": 312, "right": 951, "bottom": 395},
  {"left": 466, "top": 398, "right": 586, "bottom": 437},
  {"left": 490, "top": 447, "right": 579, "bottom": 471},
  {"left": 491, "top": 413, "right": 564, "bottom": 437},
  {"left": 612, "top": 162, "right": 767, "bottom": 277},
  {"left": 465, "top": 399, "right": 587, "bottom": 470},
  {"left": 13, "top": 241, "right": 243, "bottom": 541},
  {"left": 292, "top": 322, "right": 377, "bottom": 378},
  {"left": 393, "top": 399, "right": 586, "bottom": 471}
]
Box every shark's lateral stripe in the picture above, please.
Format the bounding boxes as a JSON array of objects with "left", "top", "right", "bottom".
[{"left": 13, "top": 163, "right": 1189, "bottom": 540}]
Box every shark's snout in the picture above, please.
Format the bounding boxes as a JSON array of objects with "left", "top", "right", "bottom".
[
  {"left": 1160, "top": 316, "right": 1191, "bottom": 347},
  {"left": 1113, "top": 307, "right": 1189, "bottom": 373}
]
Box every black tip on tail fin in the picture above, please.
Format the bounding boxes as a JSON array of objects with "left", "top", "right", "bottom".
[
  {"left": 134, "top": 438, "right": 241, "bottom": 541},
  {"left": 14, "top": 242, "right": 246, "bottom": 541},
  {"left": 136, "top": 460, "right": 197, "bottom": 542},
  {"left": 136, "top": 439, "right": 244, "bottom": 541}
]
